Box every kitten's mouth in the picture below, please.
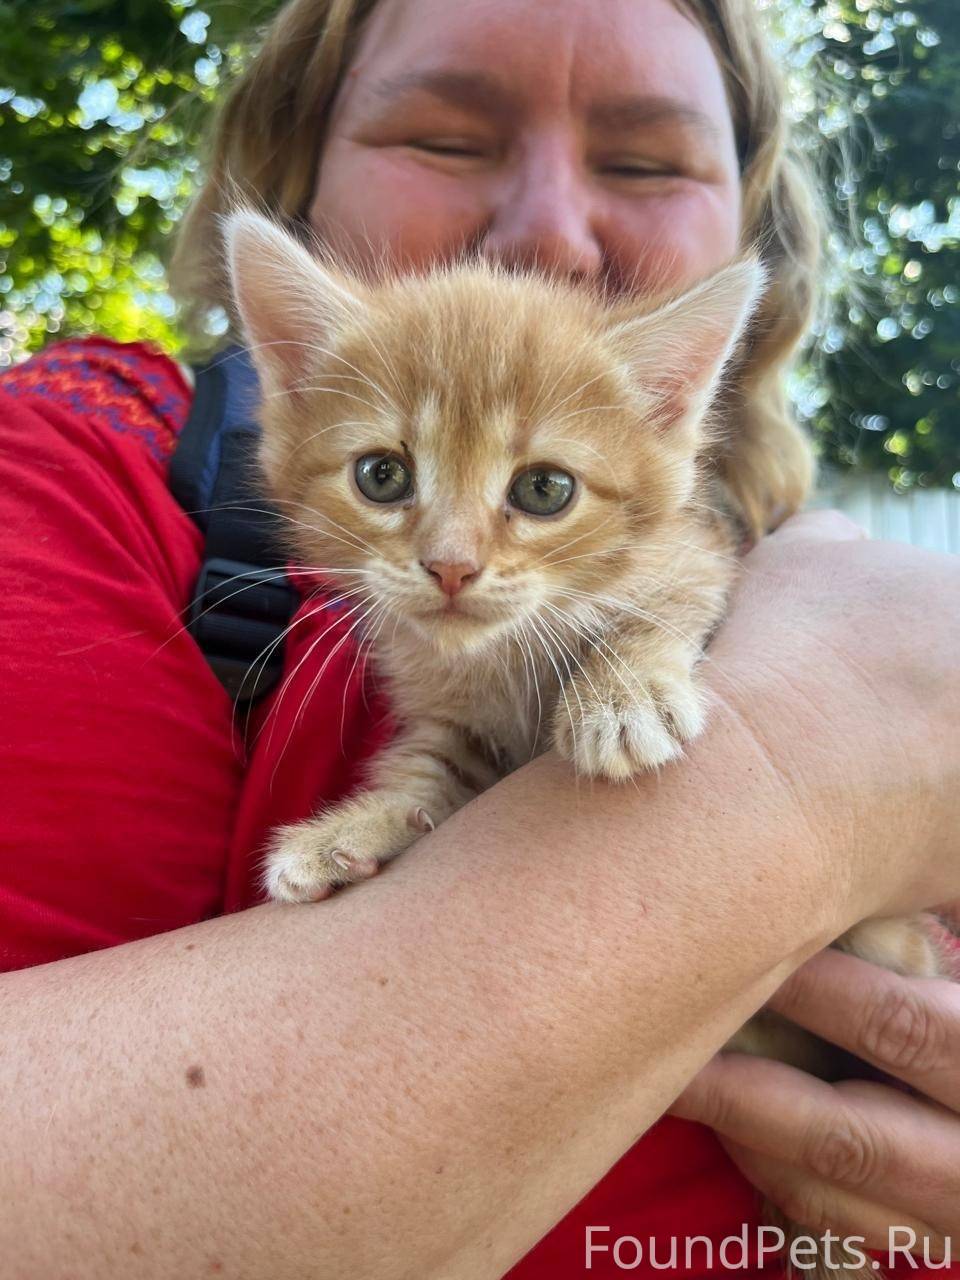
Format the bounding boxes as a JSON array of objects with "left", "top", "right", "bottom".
[
  {"left": 408, "top": 594, "right": 513, "bottom": 647},
  {"left": 417, "top": 595, "right": 492, "bottom": 629},
  {"left": 428, "top": 598, "right": 474, "bottom": 620}
]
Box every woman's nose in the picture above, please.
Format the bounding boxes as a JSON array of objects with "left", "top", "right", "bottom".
[{"left": 480, "top": 141, "right": 603, "bottom": 283}]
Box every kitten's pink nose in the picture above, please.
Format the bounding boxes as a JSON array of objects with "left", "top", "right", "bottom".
[{"left": 421, "top": 560, "right": 482, "bottom": 597}]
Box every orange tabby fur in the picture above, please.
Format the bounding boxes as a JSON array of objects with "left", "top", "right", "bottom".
[{"left": 226, "top": 208, "right": 950, "bottom": 1269}]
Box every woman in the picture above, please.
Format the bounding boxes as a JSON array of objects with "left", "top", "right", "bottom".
[{"left": 0, "top": 0, "right": 957, "bottom": 1276}]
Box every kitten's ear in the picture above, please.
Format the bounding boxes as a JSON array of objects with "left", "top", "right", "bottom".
[
  {"left": 605, "top": 258, "right": 765, "bottom": 435},
  {"left": 222, "top": 208, "right": 367, "bottom": 395}
]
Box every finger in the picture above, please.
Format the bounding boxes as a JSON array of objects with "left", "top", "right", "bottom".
[
  {"left": 719, "top": 1136, "right": 951, "bottom": 1260},
  {"left": 765, "top": 509, "right": 869, "bottom": 545},
  {"left": 770, "top": 948, "right": 960, "bottom": 1110},
  {"left": 671, "top": 1055, "right": 960, "bottom": 1230}
]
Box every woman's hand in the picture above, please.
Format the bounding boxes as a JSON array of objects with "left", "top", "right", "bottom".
[
  {"left": 676, "top": 511, "right": 960, "bottom": 1256},
  {"left": 705, "top": 510, "right": 960, "bottom": 921},
  {"left": 671, "top": 946, "right": 960, "bottom": 1259}
]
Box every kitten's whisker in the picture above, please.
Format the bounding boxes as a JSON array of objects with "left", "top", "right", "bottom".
[
  {"left": 295, "top": 601, "right": 380, "bottom": 740},
  {"left": 527, "top": 342, "right": 584, "bottom": 423},
  {"left": 253, "top": 495, "right": 383, "bottom": 561},
  {"left": 142, "top": 556, "right": 375, "bottom": 675},
  {"left": 260, "top": 592, "right": 377, "bottom": 753},
  {"left": 147, "top": 565, "right": 339, "bottom": 665},
  {"left": 340, "top": 597, "right": 389, "bottom": 751},
  {"left": 547, "top": 406, "right": 625, "bottom": 426},
  {"left": 515, "top": 621, "right": 544, "bottom": 756},
  {"left": 681, "top": 496, "right": 739, "bottom": 522},
  {"left": 289, "top": 342, "right": 394, "bottom": 409},
  {"left": 389, "top": 608, "right": 404, "bottom": 647},
  {"left": 265, "top": 371, "right": 384, "bottom": 403},
  {"left": 365, "top": 603, "right": 394, "bottom": 707},
  {"left": 189, "top": 499, "right": 379, "bottom": 560},
  {"left": 546, "top": 603, "right": 647, "bottom": 710},
  {"left": 542, "top": 602, "right": 647, "bottom": 708},
  {"left": 537, "top": 612, "right": 588, "bottom": 724},
  {"left": 511, "top": 627, "right": 534, "bottom": 732},
  {"left": 539, "top": 544, "right": 636, "bottom": 571},
  {"left": 296, "top": 507, "right": 383, "bottom": 561},
  {"left": 544, "top": 547, "right": 699, "bottom": 596},
  {"left": 548, "top": 434, "right": 623, "bottom": 498},
  {"left": 268, "top": 494, "right": 384, "bottom": 556},
  {"left": 238, "top": 601, "right": 336, "bottom": 746},
  {"left": 268, "top": 597, "right": 380, "bottom": 784},
  {"left": 283, "top": 418, "right": 372, "bottom": 458},
  {"left": 528, "top": 343, "right": 606, "bottom": 422},
  {"left": 538, "top": 610, "right": 611, "bottom": 722},
  {"left": 532, "top": 514, "right": 617, "bottom": 569},
  {"left": 553, "top": 587, "right": 707, "bottom": 656},
  {"left": 541, "top": 369, "right": 610, "bottom": 419},
  {"left": 349, "top": 316, "right": 410, "bottom": 408},
  {"left": 527, "top": 614, "right": 578, "bottom": 766},
  {"left": 555, "top": 584, "right": 682, "bottom": 633},
  {"left": 210, "top": 338, "right": 325, "bottom": 371},
  {"left": 267, "top": 383, "right": 384, "bottom": 417},
  {"left": 237, "top": 585, "right": 373, "bottom": 742},
  {"left": 642, "top": 537, "right": 744, "bottom": 568}
]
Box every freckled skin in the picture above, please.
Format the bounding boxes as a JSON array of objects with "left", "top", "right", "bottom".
[{"left": 309, "top": 0, "right": 741, "bottom": 297}]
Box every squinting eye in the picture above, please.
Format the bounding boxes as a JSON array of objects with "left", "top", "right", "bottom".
[
  {"left": 508, "top": 467, "right": 575, "bottom": 517},
  {"left": 355, "top": 453, "right": 413, "bottom": 504},
  {"left": 410, "top": 141, "right": 485, "bottom": 159}
]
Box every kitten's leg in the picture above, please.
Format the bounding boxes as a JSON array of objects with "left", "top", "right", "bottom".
[
  {"left": 837, "top": 914, "right": 951, "bottom": 979},
  {"left": 264, "top": 720, "right": 498, "bottom": 902},
  {"left": 551, "top": 618, "right": 715, "bottom": 782}
]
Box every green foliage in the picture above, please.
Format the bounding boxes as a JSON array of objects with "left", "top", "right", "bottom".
[
  {"left": 0, "top": 0, "right": 280, "bottom": 355},
  {"left": 768, "top": 0, "right": 960, "bottom": 489},
  {"left": 1, "top": 0, "right": 958, "bottom": 488}
]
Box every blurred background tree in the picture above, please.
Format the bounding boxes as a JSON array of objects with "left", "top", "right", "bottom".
[{"left": 0, "top": 0, "right": 957, "bottom": 489}]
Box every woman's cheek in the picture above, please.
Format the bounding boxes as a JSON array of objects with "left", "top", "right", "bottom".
[
  {"left": 311, "top": 144, "right": 487, "bottom": 273},
  {"left": 607, "top": 185, "right": 741, "bottom": 294}
]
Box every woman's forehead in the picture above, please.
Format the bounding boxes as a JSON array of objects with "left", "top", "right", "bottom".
[{"left": 339, "top": 0, "right": 734, "bottom": 133}]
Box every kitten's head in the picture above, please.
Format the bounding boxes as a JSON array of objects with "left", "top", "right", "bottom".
[{"left": 225, "top": 210, "right": 762, "bottom": 655}]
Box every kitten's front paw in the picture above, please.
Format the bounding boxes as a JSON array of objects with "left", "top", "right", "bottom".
[
  {"left": 552, "top": 669, "right": 706, "bottom": 781},
  {"left": 263, "top": 795, "right": 432, "bottom": 903}
]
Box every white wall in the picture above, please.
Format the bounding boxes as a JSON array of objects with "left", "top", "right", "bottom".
[{"left": 811, "top": 470, "right": 960, "bottom": 554}]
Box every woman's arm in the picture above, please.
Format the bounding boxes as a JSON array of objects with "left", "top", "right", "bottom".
[
  {"left": 0, "top": 690, "right": 840, "bottom": 1280},
  {"left": 2, "top": 512, "right": 957, "bottom": 1280}
]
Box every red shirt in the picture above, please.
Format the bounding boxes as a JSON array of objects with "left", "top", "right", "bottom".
[{"left": 0, "top": 338, "right": 952, "bottom": 1280}]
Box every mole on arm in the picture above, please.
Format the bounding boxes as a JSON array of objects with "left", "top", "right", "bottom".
[{"left": 185, "top": 1064, "right": 206, "bottom": 1088}]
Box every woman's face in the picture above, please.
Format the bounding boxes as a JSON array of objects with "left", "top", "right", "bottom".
[{"left": 308, "top": 0, "right": 742, "bottom": 298}]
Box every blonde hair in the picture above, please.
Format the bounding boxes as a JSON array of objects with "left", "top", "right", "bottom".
[{"left": 168, "top": 0, "right": 823, "bottom": 534}]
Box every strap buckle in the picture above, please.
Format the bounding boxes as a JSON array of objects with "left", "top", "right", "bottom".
[{"left": 187, "top": 557, "right": 298, "bottom": 702}]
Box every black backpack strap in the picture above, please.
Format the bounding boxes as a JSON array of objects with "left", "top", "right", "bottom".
[{"left": 169, "top": 347, "right": 298, "bottom": 703}]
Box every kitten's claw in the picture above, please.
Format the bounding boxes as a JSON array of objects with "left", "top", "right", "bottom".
[
  {"left": 264, "top": 825, "right": 381, "bottom": 903},
  {"left": 409, "top": 806, "right": 435, "bottom": 833},
  {"left": 330, "top": 848, "right": 379, "bottom": 877},
  {"left": 553, "top": 671, "right": 706, "bottom": 781}
]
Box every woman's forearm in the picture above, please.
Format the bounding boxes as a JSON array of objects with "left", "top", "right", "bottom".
[{"left": 0, "top": 698, "right": 850, "bottom": 1280}]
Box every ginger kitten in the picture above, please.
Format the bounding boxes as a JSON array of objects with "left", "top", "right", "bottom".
[
  {"left": 226, "top": 209, "right": 748, "bottom": 899},
  {"left": 226, "top": 208, "right": 948, "bottom": 1272}
]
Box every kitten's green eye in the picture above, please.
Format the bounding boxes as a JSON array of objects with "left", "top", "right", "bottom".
[
  {"left": 508, "top": 466, "right": 575, "bottom": 517},
  {"left": 355, "top": 453, "right": 413, "bottom": 504}
]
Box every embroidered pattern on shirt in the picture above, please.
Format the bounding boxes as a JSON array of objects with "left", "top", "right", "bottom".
[{"left": 0, "top": 337, "right": 190, "bottom": 463}]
